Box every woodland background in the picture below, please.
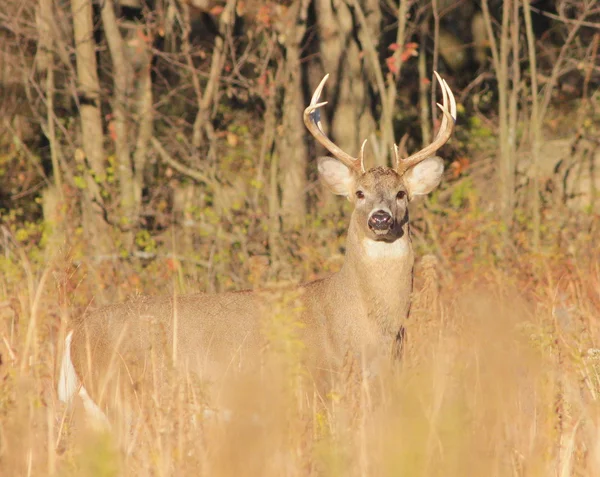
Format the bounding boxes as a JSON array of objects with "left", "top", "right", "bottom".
[{"left": 1, "top": 0, "right": 600, "bottom": 475}]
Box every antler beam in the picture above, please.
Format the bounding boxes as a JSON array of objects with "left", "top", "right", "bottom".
[
  {"left": 304, "top": 75, "right": 366, "bottom": 174},
  {"left": 395, "top": 72, "right": 457, "bottom": 175}
]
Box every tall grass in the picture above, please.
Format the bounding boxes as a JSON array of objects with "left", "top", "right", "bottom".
[{"left": 0, "top": 208, "right": 599, "bottom": 476}]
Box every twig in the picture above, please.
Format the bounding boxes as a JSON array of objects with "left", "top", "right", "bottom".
[
  {"left": 151, "top": 137, "right": 217, "bottom": 190},
  {"left": 10, "top": 181, "right": 45, "bottom": 200},
  {"left": 458, "top": 72, "right": 495, "bottom": 104},
  {"left": 387, "top": 0, "right": 409, "bottom": 91},
  {"left": 582, "top": 33, "right": 599, "bottom": 107},
  {"left": 539, "top": 6, "right": 588, "bottom": 121},
  {"left": 20, "top": 265, "right": 52, "bottom": 374},
  {"left": 252, "top": 66, "right": 281, "bottom": 208},
  {"left": 529, "top": 5, "right": 600, "bottom": 29},
  {"left": 2, "top": 119, "right": 51, "bottom": 185},
  {"left": 191, "top": 0, "right": 236, "bottom": 150},
  {"left": 418, "top": 26, "right": 431, "bottom": 146},
  {"left": 2, "top": 335, "right": 17, "bottom": 362}
]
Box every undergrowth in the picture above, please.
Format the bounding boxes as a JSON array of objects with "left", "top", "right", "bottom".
[{"left": 0, "top": 195, "right": 599, "bottom": 476}]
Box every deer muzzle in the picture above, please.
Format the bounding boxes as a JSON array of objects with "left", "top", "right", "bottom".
[{"left": 368, "top": 209, "right": 394, "bottom": 233}]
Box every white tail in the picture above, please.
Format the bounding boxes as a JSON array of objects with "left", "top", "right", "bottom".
[
  {"left": 58, "top": 72, "right": 456, "bottom": 421},
  {"left": 58, "top": 331, "right": 78, "bottom": 404},
  {"left": 58, "top": 331, "right": 110, "bottom": 427}
]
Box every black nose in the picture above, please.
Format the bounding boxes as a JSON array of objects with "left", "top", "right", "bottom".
[{"left": 368, "top": 210, "right": 394, "bottom": 231}]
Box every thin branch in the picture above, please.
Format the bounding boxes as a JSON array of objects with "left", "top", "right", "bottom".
[
  {"left": 252, "top": 66, "right": 281, "bottom": 208},
  {"left": 188, "top": 0, "right": 237, "bottom": 150},
  {"left": 538, "top": 7, "right": 587, "bottom": 121},
  {"left": 529, "top": 5, "right": 600, "bottom": 29},
  {"left": 385, "top": 0, "right": 409, "bottom": 150},
  {"left": 480, "top": 0, "right": 501, "bottom": 77},
  {"left": 582, "top": 33, "right": 599, "bottom": 105},
  {"left": 431, "top": 0, "right": 440, "bottom": 130},
  {"left": 418, "top": 26, "right": 431, "bottom": 146},
  {"left": 151, "top": 137, "right": 216, "bottom": 190}
]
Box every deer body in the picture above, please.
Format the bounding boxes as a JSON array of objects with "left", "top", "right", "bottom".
[
  {"left": 66, "top": 211, "right": 414, "bottom": 406},
  {"left": 59, "top": 73, "right": 456, "bottom": 421}
]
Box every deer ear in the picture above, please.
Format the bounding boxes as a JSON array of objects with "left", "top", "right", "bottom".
[
  {"left": 317, "top": 156, "right": 355, "bottom": 197},
  {"left": 403, "top": 156, "right": 444, "bottom": 199}
]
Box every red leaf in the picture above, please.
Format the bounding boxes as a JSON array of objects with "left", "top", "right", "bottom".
[
  {"left": 108, "top": 121, "right": 117, "bottom": 141},
  {"left": 450, "top": 157, "right": 470, "bottom": 178},
  {"left": 400, "top": 42, "right": 419, "bottom": 62},
  {"left": 256, "top": 5, "right": 272, "bottom": 25},
  {"left": 386, "top": 56, "right": 398, "bottom": 74}
]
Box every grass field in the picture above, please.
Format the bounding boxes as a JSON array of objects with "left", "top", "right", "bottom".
[{"left": 1, "top": 207, "right": 599, "bottom": 476}]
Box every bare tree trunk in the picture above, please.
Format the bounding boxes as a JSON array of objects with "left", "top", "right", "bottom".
[
  {"left": 497, "top": 0, "right": 513, "bottom": 228},
  {"left": 100, "top": 0, "right": 135, "bottom": 246},
  {"left": 507, "top": 0, "right": 520, "bottom": 226},
  {"left": 481, "top": 0, "right": 517, "bottom": 231},
  {"left": 522, "top": 0, "right": 541, "bottom": 250},
  {"left": 131, "top": 35, "right": 153, "bottom": 224},
  {"left": 418, "top": 23, "right": 432, "bottom": 147},
  {"left": 350, "top": 0, "right": 386, "bottom": 165},
  {"left": 37, "top": 0, "right": 62, "bottom": 196},
  {"left": 38, "top": 0, "right": 65, "bottom": 253},
  {"left": 384, "top": 0, "right": 410, "bottom": 158},
  {"left": 70, "top": 0, "right": 111, "bottom": 252},
  {"left": 186, "top": 0, "right": 235, "bottom": 153},
  {"left": 278, "top": 0, "right": 310, "bottom": 229},
  {"left": 314, "top": 0, "right": 379, "bottom": 166},
  {"left": 71, "top": 0, "right": 104, "bottom": 176},
  {"left": 522, "top": 1, "right": 587, "bottom": 248},
  {"left": 100, "top": 0, "right": 156, "bottom": 248}
]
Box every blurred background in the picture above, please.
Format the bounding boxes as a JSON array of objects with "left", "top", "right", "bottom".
[{"left": 0, "top": 1, "right": 599, "bottom": 475}]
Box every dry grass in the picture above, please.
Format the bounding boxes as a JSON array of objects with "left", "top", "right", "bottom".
[{"left": 1, "top": 212, "right": 599, "bottom": 477}]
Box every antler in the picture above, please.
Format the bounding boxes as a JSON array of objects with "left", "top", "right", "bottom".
[
  {"left": 304, "top": 75, "right": 366, "bottom": 174},
  {"left": 395, "top": 71, "right": 457, "bottom": 175}
]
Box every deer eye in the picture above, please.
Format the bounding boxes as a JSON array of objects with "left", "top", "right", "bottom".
[
  {"left": 396, "top": 190, "right": 406, "bottom": 200},
  {"left": 355, "top": 190, "right": 365, "bottom": 199}
]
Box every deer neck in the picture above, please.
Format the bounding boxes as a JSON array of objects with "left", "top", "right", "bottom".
[{"left": 337, "top": 214, "right": 414, "bottom": 333}]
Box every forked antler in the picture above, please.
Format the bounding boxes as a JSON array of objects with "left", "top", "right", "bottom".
[
  {"left": 305, "top": 73, "right": 456, "bottom": 176},
  {"left": 304, "top": 75, "right": 366, "bottom": 174},
  {"left": 394, "top": 71, "right": 457, "bottom": 175}
]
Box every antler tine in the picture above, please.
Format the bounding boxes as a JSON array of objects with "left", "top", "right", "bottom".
[
  {"left": 395, "top": 71, "right": 457, "bottom": 175},
  {"left": 304, "top": 75, "right": 365, "bottom": 173},
  {"left": 358, "top": 139, "right": 367, "bottom": 173}
]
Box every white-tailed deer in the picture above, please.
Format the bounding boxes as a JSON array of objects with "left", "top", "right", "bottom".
[{"left": 58, "top": 72, "right": 456, "bottom": 422}]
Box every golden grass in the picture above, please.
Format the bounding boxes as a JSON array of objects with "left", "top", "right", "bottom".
[{"left": 1, "top": 217, "right": 599, "bottom": 476}]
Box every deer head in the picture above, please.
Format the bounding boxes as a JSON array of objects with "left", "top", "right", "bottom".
[{"left": 304, "top": 72, "right": 456, "bottom": 243}]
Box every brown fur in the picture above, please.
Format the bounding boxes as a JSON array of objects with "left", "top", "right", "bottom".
[{"left": 70, "top": 165, "right": 432, "bottom": 413}]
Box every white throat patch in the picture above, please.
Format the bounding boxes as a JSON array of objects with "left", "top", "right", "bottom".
[{"left": 362, "top": 238, "right": 410, "bottom": 259}]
